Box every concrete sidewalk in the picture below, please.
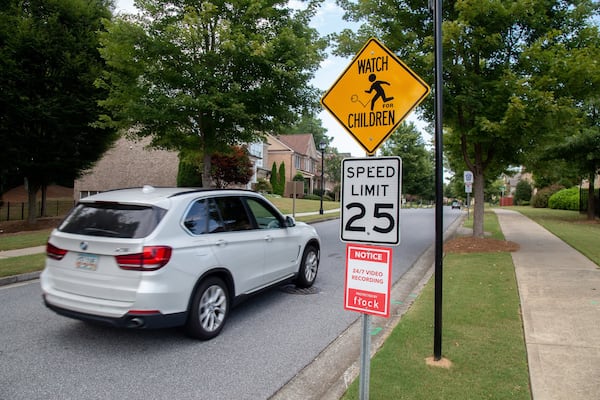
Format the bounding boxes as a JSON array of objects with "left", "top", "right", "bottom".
[
  {"left": 494, "top": 209, "right": 600, "bottom": 400},
  {"left": 0, "top": 245, "right": 45, "bottom": 259}
]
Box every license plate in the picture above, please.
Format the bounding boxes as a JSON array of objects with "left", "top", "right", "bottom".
[{"left": 76, "top": 253, "right": 99, "bottom": 271}]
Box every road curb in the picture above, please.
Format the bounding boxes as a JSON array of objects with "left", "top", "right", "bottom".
[{"left": 0, "top": 271, "right": 41, "bottom": 287}]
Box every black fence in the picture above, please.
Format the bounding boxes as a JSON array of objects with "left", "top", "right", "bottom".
[
  {"left": 579, "top": 187, "right": 600, "bottom": 217},
  {"left": 0, "top": 200, "right": 74, "bottom": 222}
]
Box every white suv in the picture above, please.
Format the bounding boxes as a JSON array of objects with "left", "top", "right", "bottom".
[{"left": 41, "top": 186, "right": 320, "bottom": 339}]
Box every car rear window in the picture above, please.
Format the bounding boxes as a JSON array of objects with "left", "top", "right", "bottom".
[{"left": 58, "top": 202, "right": 167, "bottom": 238}]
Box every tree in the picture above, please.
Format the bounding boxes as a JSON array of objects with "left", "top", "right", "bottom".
[
  {"left": 523, "top": 25, "right": 600, "bottom": 219},
  {"left": 278, "top": 162, "right": 286, "bottom": 196},
  {"left": 0, "top": 0, "right": 117, "bottom": 223},
  {"left": 270, "top": 162, "right": 279, "bottom": 195},
  {"left": 380, "top": 122, "right": 434, "bottom": 201},
  {"left": 96, "top": 0, "right": 327, "bottom": 187},
  {"left": 324, "top": 147, "right": 343, "bottom": 196},
  {"left": 334, "top": 0, "right": 599, "bottom": 237},
  {"left": 210, "top": 146, "right": 253, "bottom": 188},
  {"left": 289, "top": 114, "right": 329, "bottom": 148}
]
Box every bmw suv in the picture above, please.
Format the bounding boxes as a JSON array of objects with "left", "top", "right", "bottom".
[{"left": 41, "top": 186, "right": 320, "bottom": 340}]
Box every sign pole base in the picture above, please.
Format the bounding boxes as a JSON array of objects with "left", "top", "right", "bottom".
[{"left": 359, "top": 313, "right": 371, "bottom": 400}]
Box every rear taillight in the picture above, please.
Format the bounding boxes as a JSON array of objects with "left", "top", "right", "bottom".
[
  {"left": 46, "top": 243, "right": 67, "bottom": 260},
  {"left": 115, "top": 246, "right": 172, "bottom": 271}
]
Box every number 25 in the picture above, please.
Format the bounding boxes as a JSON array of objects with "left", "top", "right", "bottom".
[{"left": 345, "top": 203, "right": 395, "bottom": 233}]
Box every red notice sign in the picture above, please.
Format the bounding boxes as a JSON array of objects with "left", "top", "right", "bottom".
[{"left": 344, "top": 243, "right": 392, "bottom": 318}]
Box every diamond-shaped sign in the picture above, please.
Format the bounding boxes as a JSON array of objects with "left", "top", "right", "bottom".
[{"left": 321, "top": 38, "right": 430, "bottom": 154}]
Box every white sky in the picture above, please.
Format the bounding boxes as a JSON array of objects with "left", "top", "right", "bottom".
[{"left": 113, "top": 0, "right": 428, "bottom": 157}]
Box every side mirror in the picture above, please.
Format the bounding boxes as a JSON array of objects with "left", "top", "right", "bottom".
[{"left": 285, "top": 216, "right": 296, "bottom": 227}]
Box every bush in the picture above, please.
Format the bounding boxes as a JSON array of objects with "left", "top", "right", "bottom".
[
  {"left": 531, "top": 184, "right": 564, "bottom": 208},
  {"left": 548, "top": 187, "right": 579, "bottom": 210},
  {"left": 303, "top": 194, "right": 321, "bottom": 201},
  {"left": 514, "top": 180, "right": 533, "bottom": 205},
  {"left": 293, "top": 172, "right": 304, "bottom": 181},
  {"left": 253, "top": 179, "right": 272, "bottom": 193},
  {"left": 177, "top": 160, "right": 202, "bottom": 187}
]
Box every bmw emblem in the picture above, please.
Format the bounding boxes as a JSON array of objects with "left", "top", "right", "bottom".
[{"left": 80, "top": 241, "right": 89, "bottom": 251}]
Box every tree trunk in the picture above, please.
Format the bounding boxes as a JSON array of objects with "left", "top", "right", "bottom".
[
  {"left": 472, "top": 169, "right": 485, "bottom": 238},
  {"left": 26, "top": 178, "right": 41, "bottom": 225},
  {"left": 41, "top": 183, "right": 48, "bottom": 217},
  {"left": 588, "top": 171, "right": 596, "bottom": 221},
  {"left": 202, "top": 152, "right": 212, "bottom": 188}
]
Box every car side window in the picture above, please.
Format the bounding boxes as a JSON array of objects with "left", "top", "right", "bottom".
[
  {"left": 206, "top": 199, "right": 226, "bottom": 233},
  {"left": 213, "top": 197, "right": 253, "bottom": 232},
  {"left": 245, "top": 197, "right": 282, "bottom": 229},
  {"left": 183, "top": 200, "right": 209, "bottom": 234}
]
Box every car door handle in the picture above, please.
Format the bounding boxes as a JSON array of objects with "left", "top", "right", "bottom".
[
  {"left": 215, "top": 239, "right": 227, "bottom": 247},
  {"left": 264, "top": 235, "right": 273, "bottom": 242}
]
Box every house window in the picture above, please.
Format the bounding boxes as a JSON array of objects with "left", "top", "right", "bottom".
[
  {"left": 248, "top": 142, "right": 263, "bottom": 168},
  {"left": 295, "top": 155, "right": 301, "bottom": 169},
  {"left": 79, "top": 191, "right": 101, "bottom": 199}
]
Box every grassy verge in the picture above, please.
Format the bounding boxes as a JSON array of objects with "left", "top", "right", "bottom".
[
  {"left": 342, "top": 211, "right": 530, "bottom": 399},
  {"left": 0, "top": 254, "right": 46, "bottom": 277},
  {"left": 508, "top": 206, "right": 600, "bottom": 266},
  {"left": 0, "top": 230, "right": 52, "bottom": 251}
]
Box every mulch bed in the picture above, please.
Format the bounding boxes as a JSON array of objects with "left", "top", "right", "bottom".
[{"left": 444, "top": 236, "right": 520, "bottom": 253}]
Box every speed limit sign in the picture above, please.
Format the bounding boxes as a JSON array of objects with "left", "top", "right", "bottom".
[{"left": 341, "top": 157, "right": 402, "bottom": 245}]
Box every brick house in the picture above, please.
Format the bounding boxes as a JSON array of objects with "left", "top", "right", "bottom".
[
  {"left": 266, "top": 133, "right": 323, "bottom": 197},
  {"left": 73, "top": 136, "right": 271, "bottom": 200},
  {"left": 73, "top": 136, "right": 179, "bottom": 200}
]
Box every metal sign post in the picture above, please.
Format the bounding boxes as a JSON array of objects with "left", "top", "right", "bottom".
[
  {"left": 345, "top": 243, "right": 393, "bottom": 400},
  {"left": 433, "top": 0, "right": 444, "bottom": 361}
]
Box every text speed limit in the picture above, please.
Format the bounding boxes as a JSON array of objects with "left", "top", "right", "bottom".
[{"left": 341, "top": 157, "right": 402, "bottom": 245}]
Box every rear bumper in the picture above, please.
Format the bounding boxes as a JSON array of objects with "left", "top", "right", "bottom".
[{"left": 43, "top": 294, "right": 187, "bottom": 329}]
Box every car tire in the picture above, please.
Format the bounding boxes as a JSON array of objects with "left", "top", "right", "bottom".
[
  {"left": 186, "top": 277, "right": 229, "bottom": 340},
  {"left": 295, "top": 245, "right": 319, "bottom": 288}
]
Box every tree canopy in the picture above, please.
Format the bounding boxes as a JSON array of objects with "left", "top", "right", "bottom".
[
  {"left": 380, "top": 122, "right": 434, "bottom": 200},
  {"left": 97, "top": 0, "right": 327, "bottom": 186},
  {"left": 0, "top": 0, "right": 117, "bottom": 222},
  {"left": 523, "top": 22, "right": 600, "bottom": 218},
  {"left": 334, "top": 0, "right": 600, "bottom": 235}
]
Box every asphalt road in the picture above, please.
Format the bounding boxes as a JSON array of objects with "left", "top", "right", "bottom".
[{"left": 0, "top": 208, "right": 460, "bottom": 400}]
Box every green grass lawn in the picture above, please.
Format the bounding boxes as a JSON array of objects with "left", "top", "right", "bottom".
[
  {"left": 0, "top": 254, "right": 46, "bottom": 277},
  {"left": 342, "top": 211, "right": 531, "bottom": 400},
  {"left": 508, "top": 206, "right": 600, "bottom": 266},
  {"left": 0, "top": 230, "right": 52, "bottom": 251}
]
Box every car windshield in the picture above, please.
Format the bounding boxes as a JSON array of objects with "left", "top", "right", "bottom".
[{"left": 58, "top": 202, "right": 167, "bottom": 238}]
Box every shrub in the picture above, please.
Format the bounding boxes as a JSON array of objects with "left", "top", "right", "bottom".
[
  {"left": 278, "top": 163, "right": 286, "bottom": 196},
  {"left": 270, "top": 162, "right": 278, "bottom": 193},
  {"left": 514, "top": 180, "right": 533, "bottom": 205},
  {"left": 254, "top": 179, "right": 272, "bottom": 193},
  {"left": 531, "top": 184, "right": 564, "bottom": 208},
  {"left": 303, "top": 194, "right": 321, "bottom": 201},
  {"left": 177, "top": 160, "right": 202, "bottom": 187},
  {"left": 548, "top": 187, "right": 579, "bottom": 211}
]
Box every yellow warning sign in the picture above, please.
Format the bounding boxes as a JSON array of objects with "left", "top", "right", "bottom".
[{"left": 321, "top": 38, "right": 430, "bottom": 154}]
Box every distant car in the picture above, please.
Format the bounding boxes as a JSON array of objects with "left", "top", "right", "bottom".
[
  {"left": 451, "top": 201, "right": 461, "bottom": 209},
  {"left": 41, "top": 186, "right": 320, "bottom": 340}
]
